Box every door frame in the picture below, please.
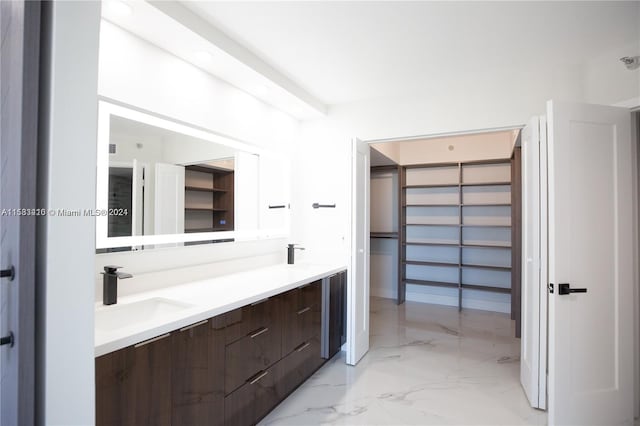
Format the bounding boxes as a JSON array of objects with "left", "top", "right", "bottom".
[{"left": 0, "top": 1, "right": 41, "bottom": 424}]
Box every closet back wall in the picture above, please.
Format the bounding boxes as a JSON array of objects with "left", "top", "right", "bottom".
[{"left": 370, "top": 169, "right": 398, "bottom": 299}]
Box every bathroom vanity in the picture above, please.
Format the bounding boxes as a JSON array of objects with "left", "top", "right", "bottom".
[{"left": 95, "top": 264, "right": 347, "bottom": 426}]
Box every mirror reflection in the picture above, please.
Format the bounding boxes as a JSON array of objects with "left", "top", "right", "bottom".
[{"left": 107, "top": 115, "right": 237, "bottom": 238}]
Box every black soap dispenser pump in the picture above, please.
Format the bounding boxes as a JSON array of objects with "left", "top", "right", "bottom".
[{"left": 287, "top": 244, "right": 305, "bottom": 265}]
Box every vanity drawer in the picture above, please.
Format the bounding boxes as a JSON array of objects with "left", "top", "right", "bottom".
[
  {"left": 225, "top": 321, "right": 282, "bottom": 395},
  {"left": 222, "top": 297, "right": 281, "bottom": 345},
  {"left": 224, "top": 361, "right": 284, "bottom": 426},
  {"left": 299, "top": 279, "right": 322, "bottom": 308},
  {"left": 279, "top": 336, "right": 322, "bottom": 397},
  {"left": 281, "top": 281, "right": 322, "bottom": 356}
]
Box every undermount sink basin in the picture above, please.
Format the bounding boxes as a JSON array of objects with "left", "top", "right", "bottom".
[{"left": 95, "top": 297, "right": 194, "bottom": 332}]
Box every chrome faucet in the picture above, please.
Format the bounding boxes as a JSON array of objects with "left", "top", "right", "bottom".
[
  {"left": 101, "top": 265, "right": 132, "bottom": 305},
  {"left": 287, "top": 244, "right": 305, "bottom": 265}
]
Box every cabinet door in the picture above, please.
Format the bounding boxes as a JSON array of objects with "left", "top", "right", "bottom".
[
  {"left": 131, "top": 333, "right": 173, "bottom": 426},
  {"left": 328, "top": 271, "right": 348, "bottom": 358},
  {"left": 172, "top": 318, "right": 225, "bottom": 426},
  {"left": 96, "top": 333, "right": 172, "bottom": 426},
  {"left": 96, "top": 346, "right": 135, "bottom": 426}
]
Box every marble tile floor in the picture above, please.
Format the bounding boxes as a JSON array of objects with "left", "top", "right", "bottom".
[{"left": 260, "top": 297, "right": 547, "bottom": 426}]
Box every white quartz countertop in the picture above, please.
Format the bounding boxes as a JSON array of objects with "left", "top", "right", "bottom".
[{"left": 94, "top": 262, "right": 347, "bottom": 357}]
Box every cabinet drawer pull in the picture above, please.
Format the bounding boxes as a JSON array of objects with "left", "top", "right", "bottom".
[
  {"left": 251, "top": 298, "right": 269, "bottom": 306},
  {"left": 296, "top": 306, "right": 311, "bottom": 315},
  {"left": 295, "top": 342, "right": 311, "bottom": 352},
  {"left": 179, "top": 319, "right": 208, "bottom": 332},
  {"left": 134, "top": 333, "right": 170, "bottom": 348},
  {"left": 248, "top": 370, "right": 269, "bottom": 385},
  {"left": 249, "top": 327, "right": 269, "bottom": 339}
]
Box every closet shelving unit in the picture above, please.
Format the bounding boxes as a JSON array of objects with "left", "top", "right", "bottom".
[
  {"left": 184, "top": 164, "right": 234, "bottom": 233},
  {"left": 399, "top": 159, "right": 513, "bottom": 310}
]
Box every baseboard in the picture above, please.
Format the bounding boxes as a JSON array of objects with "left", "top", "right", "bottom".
[
  {"left": 405, "top": 291, "right": 511, "bottom": 314},
  {"left": 370, "top": 286, "right": 395, "bottom": 299}
]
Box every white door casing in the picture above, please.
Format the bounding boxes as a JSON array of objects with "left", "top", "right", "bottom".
[
  {"left": 520, "top": 115, "right": 548, "bottom": 410},
  {"left": 347, "top": 138, "right": 370, "bottom": 365},
  {"left": 547, "top": 100, "right": 633, "bottom": 425}
]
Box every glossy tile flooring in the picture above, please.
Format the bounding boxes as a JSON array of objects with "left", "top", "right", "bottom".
[{"left": 260, "top": 297, "right": 547, "bottom": 425}]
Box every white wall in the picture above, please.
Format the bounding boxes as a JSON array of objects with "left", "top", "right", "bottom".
[
  {"left": 584, "top": 41, "right": 640, "bottom": 107},
  {"left": 36, "top": 2, "right": 100, "bottom": 424},
  {"left": 96, "top": 21, "right": 299, "bottom": 286},
  {"left": 99, "top": 21, "right": 297, "bottom": 153},
  {"left": 293, "top": 33, "right": 640, "bottom": 311},
  {"left": 290, "top": 120, "right": 351, "bottom": 264}
]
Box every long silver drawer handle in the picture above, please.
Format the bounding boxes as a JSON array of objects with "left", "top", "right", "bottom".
[
  {"left": 251, "top": 298, "right": 269, "bottom": 306},
  {"left": 249, "top": 327, "right": 269, "bottom": 339},
  {"left": 179, "top": 319, "right": 208, "bottom": 332},
  {"left": 295, "top": 342, "right": 311, "bottom": 352},
  {"left": 296, "top": 306, "right": 311, "bottom": 315},
  {"left": 249, "top": 370, "right": 269, "bottom": 385},
  {"left": 134, "top": 333, "right": 170, "bottom": 348}
]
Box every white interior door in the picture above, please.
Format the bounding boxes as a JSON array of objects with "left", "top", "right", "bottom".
[
  {"left": 521, "top": 115, "right": 548, "bottom": 410},
  {"left": 347, "top": 138, "right": 370, "bottom": 365},
  {"left": 547, "top": 100, "right": 633, "bottom": 424},
  {"left": 154, "top": 163, "right": 185, "bottom": 235}
]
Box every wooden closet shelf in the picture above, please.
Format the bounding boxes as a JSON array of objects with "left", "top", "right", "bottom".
[
  {"left": 370, "top": 232, "right": 399, "bottom": 239},
  {"left": 404, "top": 223, "right": 460, "bottom": 227},
  {"left": 404, "top": 279, "right": 458, "bottom": 289},
  {"left": 461, "top": 203, "right": 511, "bottom": 207},
  {"left": 404, "top": 260, "right": 459, "bottom": 268},
  {"left": 403, "top": 183, "right": 459, "bottom": 189},
  {"left": 460, "top": 224, "right": 511, "bottom": 228},
  {"left": 404, "top": 203, "right": 459, "bottom": 207},
  {"left": 460, "top": 181, "right": 511, "bottom": 187},
  {"left": 404, "top": 241, "right": 460, "bottom": 247},
  {"left": 185, "top": 207, "right": 228, "bottom": 212},
  {"left": 184, "top": 227, "right": 230, "bottom": 233},
  {"left": 461, "top": 264, "right": 511, "bottom": 271},
  {"left": 461, "top": 283, "right": 511, "bottom": 294},
  {"left": 185, "top": 186, "right": 228, "bottom": 193},
  {"left": 462, "top": 243, "right": 511, "bottom": 249}
]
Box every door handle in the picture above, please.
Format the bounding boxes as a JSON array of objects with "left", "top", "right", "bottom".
[
  {"left": 0, "top": 332, "right": 14, "bottom": 347},
  {"left": 557, "top": 283, "right": 587, "bottom": 295},
  {"left": 0, "top": 266, "right": 14, "bottom": 281}
]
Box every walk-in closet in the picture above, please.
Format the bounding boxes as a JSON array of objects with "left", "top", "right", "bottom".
[{"left": 369, "top": 129, "right": 522, "bottom": 335}]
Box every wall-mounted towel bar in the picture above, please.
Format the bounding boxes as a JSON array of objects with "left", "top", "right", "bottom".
[{"left": 312, "top": 203, "right": 336, "bottom": 209}]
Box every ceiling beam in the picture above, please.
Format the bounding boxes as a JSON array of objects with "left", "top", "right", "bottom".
[{"left": 150, "top": 1, "right": 327, "bottom": 116}]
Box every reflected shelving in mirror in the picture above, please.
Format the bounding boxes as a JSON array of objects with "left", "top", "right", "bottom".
[{"left": 96, "top": 100, "right": 291, "bottom": 251}]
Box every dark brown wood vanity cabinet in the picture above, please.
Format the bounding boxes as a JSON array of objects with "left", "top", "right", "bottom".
[
  {"left": 171, "top": 317, "right": 225, "bottom": 426},
  {"left": 96, "top": 278, "right": 331, "bottom": 426},
  {"left": 223, "top": 296, "right": 283, "bottom": 396},
  {"left": 328, "top": 271, "right": 348, "bottom": 359},
  {"left": 280, "top": 279, "right": 324, "bottom": 395},
  {"left": 96, "top": 332, "right": 173, "bottom": 426}
]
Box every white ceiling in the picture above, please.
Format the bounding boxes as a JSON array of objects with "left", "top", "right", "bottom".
[{"left": 184, "top": 1, "right": 640, "bottom": 105}]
